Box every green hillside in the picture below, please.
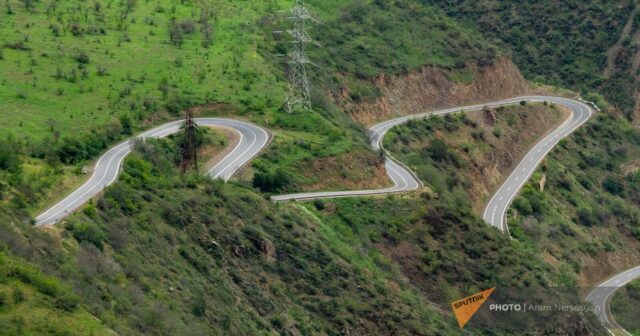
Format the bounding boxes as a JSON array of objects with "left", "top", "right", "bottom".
[
  {"left": 425, "top": 0, "right": 635, "bottom": 115},
  {"left": 508, "top": 109, "right": 640, "bottom": 288},
  {"left": 0, "top": 0, "right": 509, "bottom": 334},
  {"left": 0, "top": 0, "right": 635, "bottom": 335},
  {"left": 0, "top": 0, "right": 497, "bottom": 206},
  {"left": 1, "top": 140, "right": 463, "bottom": 335},
  {"left": 0, "top": 252, "right": 113, "bottom": 335},
  {"left": 611, "top": 280, "right": 640, "bottom": 335}
]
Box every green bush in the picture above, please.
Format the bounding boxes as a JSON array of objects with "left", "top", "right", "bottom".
[
  {"left": 513, "top": 198, "right": 533, "bottom": 216},
  {"left": 9, "top": 264, "right": 59, "bottom": 298},
  {"left": 12, "top": 288, "right": 24, "bottom": 304},
  {"left": 0, "top": 290, "right": 8, "bottom": 306},
  {"left": 253, "top": 168, "right": 293, "bottom": 193},
  {"left": 68, "top": 222, "right": 106, "bottom": 250},
  {"left": 427, "top": 139, "right": 449, "bottom": 162},
  {"left": 603, "top": 176, "right": 624, "bottom": 196},
  {"left": 54, "top": 292, "right": 79, "bottom": 312}
]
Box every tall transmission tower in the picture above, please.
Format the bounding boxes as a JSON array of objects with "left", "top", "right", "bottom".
[
  {"left": 180, "top": 110, "right": 199, "bottom": 174},
  {"left": 284, "top": 0, "right": 316, "bottom": 113}
]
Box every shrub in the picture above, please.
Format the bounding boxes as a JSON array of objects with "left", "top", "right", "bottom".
[
  {"left": 54, "top": 292, "right": 79, "bottom": 311},
  {"left": 253, "top": 168, "right": 293, "bottom": 192},
  {"left": 0, "top": 138, "right": 21, "bottom": 173},
  {"left": 577, "top": 207, "right": 598, "bottom": 227},
  {"left": 427, "top": 138, "right": 449, "bottom": 162},
  {"left": 68, "top": 222, "right": 106, "bottom": 250},
  {"left": 75, "top": 52, "right": 90, "bottom": 64},
  {"left": 513, "top": 197, "right": 533, "bottom": 216},
  {"left": 603, "top": 176, "right": 624, "bottom": 196},
  {"left": 9, "top": 264, "right": 59, "bottom": 298},
  {"left": 97, "top": 65, "right": 108, "bottom": 76},
  {"left": 12, "top": 288, "right": 24, "bottom": 304},
  {"left": 0, "top": 291, "right": 7, "bottom": 306}
]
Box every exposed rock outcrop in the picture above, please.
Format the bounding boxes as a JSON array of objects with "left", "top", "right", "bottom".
[{"left": 337, "top": 57, "right": 530, "bottom": 124}]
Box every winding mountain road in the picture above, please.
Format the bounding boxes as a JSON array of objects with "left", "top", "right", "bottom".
[
  {"left": 587, "top": 266, "right": 640, "bottom": 336},
  {"left": 274, "top": 95, "right": 638, "bottom": 334},
  {"left": 35, "top": 118, "right": 269, "bottom": 227},
  {"left": 273, "top": 95, "right": 593, "bottom": 236},
  {"left": 35, "top": 95, "right": 640, "bottom": 334}
]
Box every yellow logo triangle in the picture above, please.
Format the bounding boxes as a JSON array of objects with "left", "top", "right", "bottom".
[{"left": 451, "top": 288, "right": 495, "bottom": 329}]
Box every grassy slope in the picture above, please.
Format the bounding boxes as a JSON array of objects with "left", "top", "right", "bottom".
[
  {"left": 424, "top": 0, "right": 634, "bottom": 114},
  {"left": 0, "top": 252, "right": 113, "bottom": 335},
  {"left": 0, "top": 0, "right": 285, "bottom": 139},
  {"left": 383, "top": 103, "right": 564, "bottom": 211},
  {"left": 374, "top": 104, "right": 606, "bottom": 332},
  {"left": 507, "top": 112, "right": 640, "bottom": 286},
  {"left": 0, "top": 0, "right": 498, "bottom": 203},
  {"left": 1, "top": 140, "right": 462, "bottom": 335}
]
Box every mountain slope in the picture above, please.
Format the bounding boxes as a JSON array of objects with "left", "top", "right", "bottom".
[
  {"left": 425, "top": 0, "right": 635, "bottom": 116},
  {"left": 0, "top": 1, "right": 629, "bottom": 335}
]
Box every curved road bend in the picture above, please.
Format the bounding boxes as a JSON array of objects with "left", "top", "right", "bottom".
[
  {"left": 36, "top": 96, "right": 638, "bottom": 335},
  {"left": 35, "top": 118, "right": 269, "bottom": 227},
  {"left": 274, "top": 96, "right": 640, "bottom": 335},
  {"left": 587, "top": 266, "right": 640, "bottom": 335},
  {"left": 273, "top": 95, "right": 593, "bottom": 229}
]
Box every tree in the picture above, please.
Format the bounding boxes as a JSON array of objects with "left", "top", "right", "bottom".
[
  {"left": 0, "top": 138, "right": 21, "bottom": 173},
  {"left": 119, "top": 114, "right": 133, "bottom": 135},
  {"left": 428, "top": 138, "right": 449, "bottom": 162},
  {"left": 253, "top": 168, "right": 292, "bottom": 192},
  {"left": 603, "top": 176, "right": 624, "bottom": 196}
]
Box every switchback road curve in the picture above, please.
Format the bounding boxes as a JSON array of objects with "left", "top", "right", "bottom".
[
  {"left": 35, "top": 96, "right": 639, "bottom": 334},
  {"left": 35, "top": 118, "right": 269, "bottom": 227},
  {"left": 274, "top": 95, "right": 592, "bottom": 237},
  {"left": 587, "top": 266, "right": 640, "bottom": 335},
  {"left": 274, "top": 96, "right": 640, "bottom": 334}
]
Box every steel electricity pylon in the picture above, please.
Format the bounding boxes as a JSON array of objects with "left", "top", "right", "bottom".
[
  {"left": 284, "top": 0, "right": 317, "bottom": 113},
  {"left": 180, "top": 110, "right": 199, "bottom": 174}
]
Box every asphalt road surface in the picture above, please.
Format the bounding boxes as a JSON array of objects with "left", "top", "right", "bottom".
[
  {"left": 273, "top": 96, "right": 640, "bottom": 335},
  {"left": 273, "top": 95, "right": 593, "bottom": 219},
  {"left": 587, "top": 266, "right": 640, "bottom": 335},
  {"left": 35, "top": 118, "right": 269, "bottom": 227},
  {"left": 37, "top": 96, "right": 639, "bottom": 335}
]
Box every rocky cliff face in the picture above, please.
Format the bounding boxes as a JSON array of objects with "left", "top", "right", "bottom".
[{"left": 337, "top": 57, "right": 530, "bottom": 124}]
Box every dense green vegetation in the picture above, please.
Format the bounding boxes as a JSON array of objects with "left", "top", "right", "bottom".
[
  {"left": 308, "top": 194, "right": 602, "bottom": 333},
  {"left": 383, "top": 99, "right": 640, "bottom": 319},
  {"left": 0, "top": 0, "right": 498, "bottom": 202},
  {"left": 507, "top": 112, "right": 640, "bottom": 279},
  {"left": 384, "top": 103, "right": 563, "bottom": 209},
  {"left": 611, "top": 280, "right": 640, "bottom": 335},
  {"left": 309, "top": 1, "right": 496, "bottom": 79},
  {"left": 2, "top": 0, "right": 637, "bottom": 334},
  {"left": 1, "top": 138, "right": 466, "bottom": 335},
  {"left": 0, "top": 252, "right": 112, "bottom": 335},
  {"left": 425, "top": 0, "right": 636, "bottom": 116}
]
